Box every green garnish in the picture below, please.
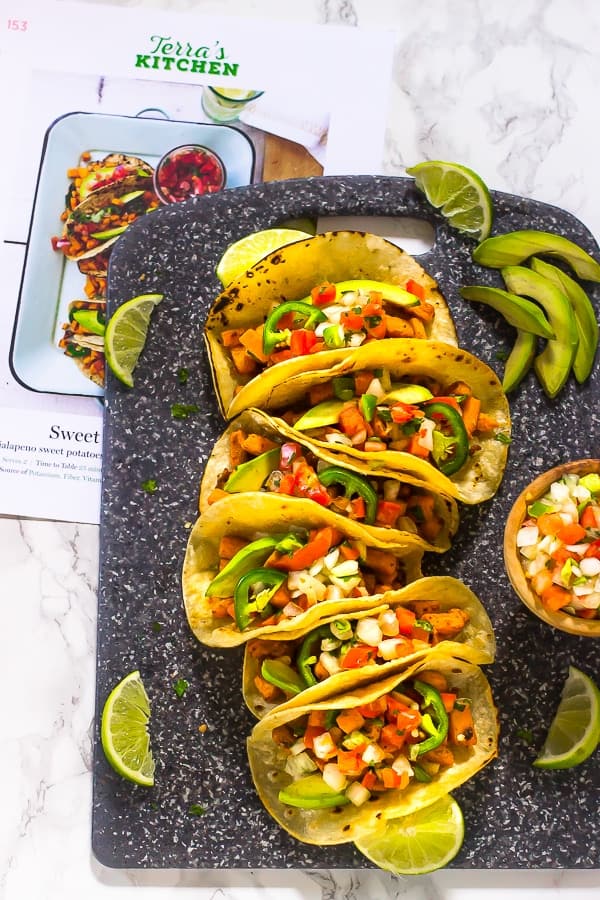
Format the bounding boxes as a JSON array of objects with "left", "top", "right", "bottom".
[
  {"left": 177, "top": 367, "right": 190, "bottom": 384},
  {"left": 141, "top": 478, "right": 158, "bottom": 493},
  {"left": 188, "top": 803, "right": 206, "bottom": 817},
  {"left": 171, "top": 403, "right": 200, "bottom": 419},
  {"left": 151, "top": 621, "right": 162, "bottom": 634},
  {"left": 173, "top": 678, "right": 189, "bottom": 698},
  {"left": 495, "top": 432, "right": 512, "bottom": 444}
]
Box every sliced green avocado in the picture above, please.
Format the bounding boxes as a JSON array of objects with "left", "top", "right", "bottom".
[
  {"left": 224, "top": 447, "right": 280, "bottom": 493},
  {"left": 502, "top": 266, "right": 579, "bottom": 399},
  {"left": 333, "top": 279, "right": 420, "bottom": 308},
  {"left": 473, "top": 230, "right": 600, "bottom": 282},
  {"left": 79, "top": 166, "right": 118, "bottom": 201},
  {"left": 93, "top": 225, "right": 128, "bottom": 240},
  {"left": 260, "top": 658, "right": 304, "bottom": 695},
  {"left": 383, "top": 384, "right": 433, "bottom": 404},
  {"left": 530, "top": 257, "right": 599, "bottom": 383},
  {"left": 118, "top": 189, "right": 145, "bottom": 204},
  {"left": 206, "top": 536, "right": 279, "bottom": 598},
  {"left": 278, "top": 774, "right": 350, "bottom": 809},
  {"left": 502, "top": 329, "right": 536, "bottom": 393},
  {"left": 293, "top": 399, "right": 346, "bottom": 431},
  {"left": 460, "top": 285, "right": 554, "bottom": 339},
  {"left": 71, "top": 309, "right": 106, "bottom": 336}
]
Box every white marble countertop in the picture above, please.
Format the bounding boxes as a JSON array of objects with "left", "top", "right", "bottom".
[{"left": 3, "top": 0, "right": 600, "bottom": 897}]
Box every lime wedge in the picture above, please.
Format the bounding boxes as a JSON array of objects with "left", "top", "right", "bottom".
[
  {"left": 104, "top": 293, "right": 163, "bottom": 388},
  {"left": 216, "top": 228, "right": 310, "bottom": 285},
  {"left": 407, "top": 160, "right": 494, "bottom": 241},
  {"left": 533, "top": 666, "right": 600, "bottom": 769},
  {"left": 354, "top": 794, "right": 464, "bottom": 876},
  {"left": 100, "top": 670, "right": 155, "bottom": 786}
]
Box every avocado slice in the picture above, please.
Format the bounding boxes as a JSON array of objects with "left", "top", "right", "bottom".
[
  {"left": 383, "top": 384, "right": 433, "bottom": 404},
  {"left": 502, "top": 266, "right": 579, "bottom": 398},
  {"left": 278, "top": 774, "right": 350, "bottom": 809},
  {"left": 293, "top": 399, "right": 346, "bottom": 431},
  {"left": 206, "top": 536, "right": 280, "bottom": 598},
  {"left": 460, "top": 285, "right": 554, "bottom": 339},
  {"left": 224, "top": 447, "right": 280, "bottom": 493},
  {"left": 333, "top": 279, "right": 420, "bottom": 308},
  {"left": 71, "top": 309, "right": 106, "bottom": 336},
  {"left": 118, "top": 189, "right": 145, "bottom": 204},
  {"left": 93, "top": 224, "right": 128, "bottom": 240},
  {"left": 502, "top": 329, "right": 536, "bottom": 393},
  {"left": 260, "top": 658, "right": 304, "bottom": 695},
  {"left": 473, "top": 230, "right": 600, "bottom": 282},
  {"left": 530, "top": 257, "right": 599, "bottom": 383}
]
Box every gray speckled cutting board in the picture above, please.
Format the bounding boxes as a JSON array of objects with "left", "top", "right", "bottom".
[{"left": 93, "top": 175, "right": 600, "bottom": 869}]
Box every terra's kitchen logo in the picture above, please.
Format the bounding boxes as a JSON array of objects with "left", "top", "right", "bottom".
[{"left": 134, "top": 34, "right": 239, "bottom": 75}]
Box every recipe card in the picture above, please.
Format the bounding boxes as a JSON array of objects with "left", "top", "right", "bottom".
[{"left": 0, "top": 0, "right": 396, "bottom": 524}]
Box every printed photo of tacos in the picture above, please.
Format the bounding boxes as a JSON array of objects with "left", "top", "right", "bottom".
[
  {"left": 226, "top": 338, "right": 511, "bottom": 504},
  {"left": 201, "top": 408, "right": 459, "bottom": 553},
  {"left": 243, "top": 575, "right": 496, "bottom": 719},
  {"left": 204, "top": 231, "right": 458, "bottom": 417},
  {"left": 182, "top": 493, "right": 424, "bottom": 648},
  {"left": 246, "top": 654, "right": 499, "bottom": 846},
  {"left": 58, "top": 300, "right": 106, "bottom": 387},
  {"left": 62, "top": 152, "right": 154, "bottom": 212}
]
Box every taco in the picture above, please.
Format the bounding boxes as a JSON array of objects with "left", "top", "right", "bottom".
[
  {"left": 227, "top": 338, "right": 511, "bottom": 504},
  {"left": 182, "top": 493, "right": 423, "bottom": 648},
  {"left": 52, "top": 176, "right": 159, "bottom": 260},
  {"left": 204, "top": 231, "right": 458, "bottom": 417},
  {"left": 58, "top": 300, "right": 105, "bottom": 386},
  {"left": 243, "top": 576, "right": 496, "bottom": 719},
  {"left": 246, "top": 653, "right": 498, "bottom": 845},
  {"left": 201, "top": 408, "right": 459, "bottom": 553},
  {"left": 64, "top": 152, "right": 154, "bottom": 212}
]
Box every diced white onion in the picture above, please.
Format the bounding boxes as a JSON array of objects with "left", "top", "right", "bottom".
[
  {"left": 366, "top": 377, "right": 385, "bottom": 400},
  {"left": 391, "top": 755, "right": 414, "bottom": 777},
  {"left": 323, "top": 763, "right": 347, "bottom": 792},
  {"left": 323, "top": 304, "right": 345, "bottom": 323},
  {"left": 282, "top": 601, "right": 304, "bottom": 618},
  {"left": 550, "top": 481, "right": 570, "bottom": 503},
  {"left": 517, "top": 525, "right": 539, "bottom": 548},
  {"left": 361, "top": 742, "right": 386, "bottom": 764},
  {"left": 378, "top": 638, "right": 405, "bottom": 661},
  {"left": 325, "top": 584, "right": 344, "bottom": 602},
  {"left": 346, "top": 781, "right": 370, "bottom": 806},
  {"left": 572, "top": 583, "right": 594, "bottom": 596},
  {"left": 290, "top": 738, "right": 308, "bottom": 756},
  {"left": 565, "top": 544, "right": 588, "bottom": 556},
  {"left": 351, "top": 428, "right": 368, "bottom": 445},
  {"left": 324, "top": 549, "right": 340, "bottom": 570},
  {"left": 581, "top": 557, "right": 600, "bottom": 577},
  {"left": 332, "top": 559, "right": 360, "bottom": 577},
  {"left": 383, "top": 480, "right": 401, "bottom": 502},
  {"left": 319, "top": 651, "right": 342, "bottom": 675},
  {"left": 313, "top": 732, "right": 337, "bottom": 759},
  {"left": 285, "top": 752, "right": 317, "bottom": 777},
  {"left": 348, "top": 333, "right": 366, "bottom": 347},
  {"left": 325, "top": 432, "right": 353, "bottom": 447},
  {"left": 356, "top": 617, "right": 383, "bottom": 646},
  {"left": 417, "top": 417, "right": 435, "bottom": 452},
  {"left": 379, "top": 610, "right": 400, "bottom": 636}
]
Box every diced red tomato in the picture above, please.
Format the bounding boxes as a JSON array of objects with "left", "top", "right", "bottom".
[
  {"left": 375, "top": 500, "right": 405, "bottom": 528},
  {"left": 357, "top": 697, "right": 388, "bottom": 718},
  {"left": 390, "top": 403, "right": 421, "bottom": 424},
  {"left": 361, "top": 770, "right": 378, "bottom": 790},
  {"left": 395, "top": 606, "right": 417, "bottom": 636},
  {"left": 279, "top": 442, "right": 302, "bottom": 469},
  {"left": 406, "top": 278, "right": 426, "bottom": 300},
  {"left": 311, "top": 281, "right": 337, "bottom": 306},
  {"left": 350, "top": 496, "right": 366, "bottom": 519},
  {"left": 380, "top": 723, "right": 408, "bottom": 750},
  {"left": 556, "top": 522, "right": 586, "bottom": 544},
  {"left": 340, "top": 311, "right": 365, "bottom": 331},
  {"left": 341, "top": 645, "right": 378, "bottom": 669},
  {"left": 584, "top": 540, "right": 600, "bottom": 560},
  {"left": 303, "top": 725, "right": 326, "bottom": 749},
  {"left": 290, "top": 328, "right": 318, "bottom": 356},
  {"left": 337, "top": 748, "right": 367, "bottom": 776},
  {"left": 580, "top": 506, "right": 598, "bottom": 528}
]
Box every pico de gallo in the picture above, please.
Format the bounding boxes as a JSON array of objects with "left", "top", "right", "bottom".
[
  {"left": 205, "top": 526, "right": 410, "bottom": 633},
  {"left": 154, "top": 144, "right": 225, "bottom": 204},
  {"left": 220, "top": 279, "right": 436, "bottom": 379},
  {"left": 207, "top": 427, "right": 447, "bottom": 544},
  {"left": 516, "top": 471, "right": 600, "bottom": 618},
  {"left": 247, "top": 601, "right": 471, "bottom": 704},
  {"left": 277, "top": 369, "right": 503, "bottom": 478},
  {"left": 272, "top": 668, "right": 478, "bottom": 809}
]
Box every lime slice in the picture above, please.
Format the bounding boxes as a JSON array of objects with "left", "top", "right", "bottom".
[
  {"left": 354, "top": 795, "right": 464, "bottom": 876},
  {"left": 100, "top": 670, "right": 155, "bottom": 787},
  {"left": 406, "top": 160, "right": 494, "bottom": 241},
  {"left": 533, "top": 665, "right": 600, "bottom": 770},
  {"left": 104, "top": 293, "right": 163, "bottom": 388},
  {"left": 216, "top": 228, "right": 309, "bottom": 285}
]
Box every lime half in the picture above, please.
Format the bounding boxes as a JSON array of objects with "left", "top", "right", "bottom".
[
  {"left": 354, "top": 795, "right": 464, "bottom": 876},
  {"left": 100, "top": 670, "right": 155, "bottom": 786},
  {"left": 216, "top": 228, "right": 310, "bottom": 286},
  {"left": 534, "top": 666, "right": 600, "bottom": 770},
  {"left": 104, "top": 293, "right": 163, "bottom": 388},
  {"left": 406, "top": 160, "right": 493, "bottom": 241}
]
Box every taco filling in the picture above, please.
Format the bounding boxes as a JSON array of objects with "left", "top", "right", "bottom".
[
  {"left": 281, "top": 369, "right": 502, "bottom": 479},
  {"left": 207, "top": 425, "right": 452, "bottom": 546},
  {"left": 249, "top": 603, "right": 472, "bottom": 704},
  {"left": 62, "top": 152, "right": 154, "bottom": 212},
  {"left": 59, "top": 300, "right": 106, "bottom": 386},
  {"left": 221, "top": 279, "right": 436, "bottom": 380},
  {"left": 271, "top": 666, "right": 479, "bottom": 810},
  {"left": 206, "top": 527, "right": 411, "bottom": 634}
]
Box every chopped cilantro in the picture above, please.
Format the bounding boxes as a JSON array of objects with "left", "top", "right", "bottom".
[
  {"left": 495, "top": 432, "right": 512, "bottom": 444},
  {"left": 173, "top": 677, "right": 189, "bottom": 698},
  {"left": 516, "top": 727, "right": 534, "bottom": 746},
  {"left": 177, "top": 367, "right": 189, "bottom": 384},
  {"left": 188, "top": 803, "right": 205, "bottom": 817},
  {"left": 141, "top": 478, "right": 158, "bottom": 493},
  {"left": 171, "top": 403, "right": 200, "bottom": 419},
  {"left": 151, "top": 621, "right": 162, "bottom": 634},
  {"left": 495, "top": 350, "right": 509, "bottom": 362}
]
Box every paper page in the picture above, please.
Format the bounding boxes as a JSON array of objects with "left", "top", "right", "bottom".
[{"left": 0, "top": 1, "right": 395, "bottom": 523}]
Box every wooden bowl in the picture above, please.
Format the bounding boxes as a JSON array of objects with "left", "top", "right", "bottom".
[{"left": 504, "top": 459, "right": 600, "bottom": 637}]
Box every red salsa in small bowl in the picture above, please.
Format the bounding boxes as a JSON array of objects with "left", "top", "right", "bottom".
[{"left": 154, "top": 144, "right": 225, "bottom": 204}]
